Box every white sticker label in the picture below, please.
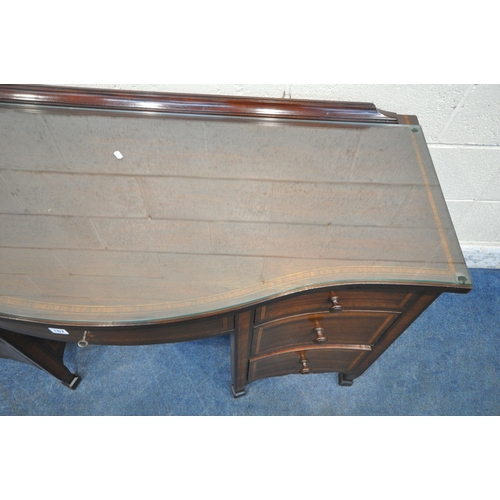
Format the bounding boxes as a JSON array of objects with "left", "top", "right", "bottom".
[{"left": 48, "top": 328, "right": 69, "bottom": 335}]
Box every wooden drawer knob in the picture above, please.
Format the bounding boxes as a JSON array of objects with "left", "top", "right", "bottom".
[
  {"left": 299, "top": 352, "right": 312, "bottom": 374},
  {"left": 329, "top": 296, "right": 343, "bottom": 313},
  {"left": 313, "top": 327, "right": 327, "bottom": 344}
]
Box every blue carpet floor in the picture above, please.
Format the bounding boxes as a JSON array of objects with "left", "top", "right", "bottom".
[{"left": 0, "top": 268, "right": 498, "bottom": 416}]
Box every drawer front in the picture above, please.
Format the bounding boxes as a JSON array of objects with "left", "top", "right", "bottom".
[
  {"left": 252, "top": 311, "right": 399, "bottom": 356},
  {"left": 249, "top": 347, "right": 370, "bottom": 382},
  {"left": 0, "top": 315, "right": 235, "bottom": 346},
  {"left": 255, "top": 289, "right": 414, "bottom": 324},
  {"left": 87, "top": 315, "right": 235, "bottom": 345}
]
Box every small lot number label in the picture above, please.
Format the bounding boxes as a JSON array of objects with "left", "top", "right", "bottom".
[{"left": 48, "top": 328, "right": 69, "bottom": 335}]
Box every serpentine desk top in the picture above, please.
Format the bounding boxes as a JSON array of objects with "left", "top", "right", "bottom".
[{"left": 0, "top": 86, "right": 470, "bottom": 326}]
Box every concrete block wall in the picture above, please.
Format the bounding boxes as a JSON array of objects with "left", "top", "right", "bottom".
[{"left": 63, "top": 84, "right": 500, "bottom": 268}]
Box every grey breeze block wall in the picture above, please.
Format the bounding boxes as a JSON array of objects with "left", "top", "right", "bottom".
[{"left": 58, "top": 84, "right": 500, "bottom": 268}]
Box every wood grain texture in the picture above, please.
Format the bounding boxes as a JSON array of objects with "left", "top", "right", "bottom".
[
  {"left": 252, "top": 310, "right": 400, "bottom": 356},
  {"left": 0, "top": 87, "right": 470, "bottom": 324},
  {"left": 249, "top": 346, "right": 371, "bottom": 382},
  {"left": 340, "top": 292, "right": 440, "bottom": 383},
  {"left": 255, "top": 288, "right": 414, "bottom": 324}
]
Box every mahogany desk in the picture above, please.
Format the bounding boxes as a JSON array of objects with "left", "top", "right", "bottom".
[{"left": 0, "top": 86, "right": 471, "bottom": 397}]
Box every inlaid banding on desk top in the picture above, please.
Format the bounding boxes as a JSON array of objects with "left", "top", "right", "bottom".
[
  {"left": 0, "top": 102, "right": 470, "bottom": 323},
  {"left": 0, "top": 256, "right": 466, "bottom": 322}
]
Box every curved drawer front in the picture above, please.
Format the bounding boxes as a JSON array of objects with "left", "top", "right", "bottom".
[
  {"left": 255, "top": 289, "right": 414, "bottom": 324},
  {"left": 249, "top": 347, "right": 371, "bottom": 382},
  {"left": 0, "top": 315, "right": 235, "bottom": 346},
  {"left": 252, "top": 310, "right": 399, "bottom": 356}
]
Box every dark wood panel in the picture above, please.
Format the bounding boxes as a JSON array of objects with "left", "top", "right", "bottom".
[
  {"left": 231, "top": 311, "right": 253, "bottom": 398},
  {"left": 0, "top": 314, "right": 235, "bottom": 346},
  {"left": 0, "top": 337, "right": 32, "bottom": 364},
  {"left": 255, "top": 288, "right": 414, "bottom": 324},
  {"left": 342, "top": 292, "right": 442, "bottom": 383},
  {"left": 252, "top": 311, "right": 399, "bottom": 356},
  {"left": 0, "top": 85, "right": 399, "bottom": 123},
  {"left": 87, "top": 315, "right": 235, "bottom": 346},
  {"left": 249, "top": 346, "right": 371, "bottom": 382}
]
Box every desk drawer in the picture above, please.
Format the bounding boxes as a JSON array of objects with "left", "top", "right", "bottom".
[
  {"left": 0, "top": 313, "right": 235, "bottom": 346},
  {"left": 85, "top": 315, "right": 234, "bottom": 346},
  {"left": 249, "top": 346, "right": 371, "bottom": 382},
  {"left": 255, "top": 289, "right": 414, "bottom": 324},
  {"left": 252, "top": 310, "right": 399, "bottom": 356}
]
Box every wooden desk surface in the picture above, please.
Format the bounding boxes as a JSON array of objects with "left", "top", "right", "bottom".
[{"left": 0, "top": 87, "right": 470, "bottom": 324}]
